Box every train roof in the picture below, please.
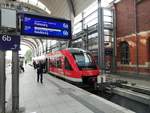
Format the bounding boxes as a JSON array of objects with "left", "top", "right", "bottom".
[
  {"left": 67, "top": 48, "right": 86, "bottom": 53},
  {"left": 46, "top": 48, "right": 88, "bottom": 57}
]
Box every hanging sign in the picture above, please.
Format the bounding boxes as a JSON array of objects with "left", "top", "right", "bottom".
[
  {"left": 0, "top": 34, "right": 20, "bottom": 50},
  {"left": 21, "top": 13, "right": 72, "bottom": 40}
]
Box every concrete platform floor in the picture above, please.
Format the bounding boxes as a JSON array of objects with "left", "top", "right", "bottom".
[{"left": 5, "top": 65, "right": 136, "bottom": 113}]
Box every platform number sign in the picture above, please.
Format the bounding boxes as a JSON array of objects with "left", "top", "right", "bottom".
[
  {"left": 2, "top": 35, "right": 12, "bottom": 41},
  {"left": 0, "top": 34, "right": 20, "bottom": 51}
]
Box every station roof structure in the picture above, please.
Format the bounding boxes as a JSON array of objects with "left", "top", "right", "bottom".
[
  {"left": 0, "top": 0, "right": 98, "bottom": 56},
  {"left": 1, "top": 0, "right": 96, "bottom": 19},
  {"left": 1, "top": 0, "right": 119, "bottom": 57}
]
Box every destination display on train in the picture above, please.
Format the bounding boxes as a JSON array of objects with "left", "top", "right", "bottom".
[{"left": 21, "top": 13, "right": 72, "bottom": 39}]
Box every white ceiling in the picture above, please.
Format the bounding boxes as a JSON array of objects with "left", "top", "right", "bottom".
[
  {"left": 21, "top": 0, "right": 96, "bottom": 19},
  {"left": 72, "top": 0, "right": 96, "bottom": 15},
  {"left": 1, "top": 0, "right": 96, "bottom": 19},
  {"left": 41, "top": 0, "right": 71, "bottom": 19}
]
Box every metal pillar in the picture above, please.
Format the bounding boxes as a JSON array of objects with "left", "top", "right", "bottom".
[
  {"left": 0, "top": 51, "right": 6, "bottom": 113},
  {"left": 134, "top": 0, "right": 139, "bottom": 75},
  {"left": 97, "top": 0, "right": 105, "bottom": 74},
  {"left": 85, "top": 26, "right": 88, "bottom": 51},
  {"left": 12, "top": 51, "right": 19, "bottom": 113},
  {"left": 112, "top": 6, "right": 117, "bottom": 73},
  {"left": 67, "top": 40, "right": 72, "bottom": 48},
  {"left": 58, "top": 41, "right": 61, "bottom": 49},
  {"left": 81, "top": 12, "right": 84, "bottom": 30},
  {"left": 49, "top": 41, "right": 52, "bottom": 52},
  {"left": 46, "top": 39, "right": 48, "bottom": 54}
]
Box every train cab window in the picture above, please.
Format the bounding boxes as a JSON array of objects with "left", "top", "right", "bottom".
[
  {"left": 72, "top": 52, "right": 97, "bottom": 70},
  {"left": 49, "top": 59, "right": 52, "bottom": 67},
  {"left": 65, "top": 58, "right": 72, "bottom": 70}
]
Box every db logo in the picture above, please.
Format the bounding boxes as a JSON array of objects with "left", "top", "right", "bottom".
[{"left": 2, "top": 35, "right": 12, "bottom": 42}]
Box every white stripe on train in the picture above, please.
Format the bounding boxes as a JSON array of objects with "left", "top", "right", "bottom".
[{"left": 49, "top": 71, "right": 82, "bottom": 82}]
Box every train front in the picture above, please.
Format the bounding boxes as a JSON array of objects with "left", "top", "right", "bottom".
[{"left": 70, "top": 48, "right": 100, "bottom": 84}]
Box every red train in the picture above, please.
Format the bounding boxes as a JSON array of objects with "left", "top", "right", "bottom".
[{"left": 46, "top": 48, "right": 100, "bottom": 84}]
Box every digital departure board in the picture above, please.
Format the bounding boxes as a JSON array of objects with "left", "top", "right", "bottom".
[{"left": 21, "top": 13, "right": 72, "bottom": 40}]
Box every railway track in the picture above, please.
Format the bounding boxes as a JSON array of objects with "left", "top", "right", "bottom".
[
  {"left": 93, "top": 79, "right": 150, "bottom": 113},
  {"left": 50, "top": 73, "right": 150, "bottom": 113},
  {"left": 75, "top": 78, "right": 150, "bottom": 113}
]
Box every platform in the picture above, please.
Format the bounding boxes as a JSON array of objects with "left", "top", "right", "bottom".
[{"left": 6, "top": 65, "right": 135, "bottom": 113}]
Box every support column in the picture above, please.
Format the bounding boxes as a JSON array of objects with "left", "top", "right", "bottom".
[
  {"left": 134, "top": 0, "right": 139, "bottom": 75},
  {"left": 12, "top": 51, "right": 19, "bottom": 113},
  {"left": 98, "top": 0, "right": 105, "bottom": 74},
  {"left": 46, "top": 39, "right": 48, "bottom": 54},
  {"left": 0, "top": 51, "right": 6, "bottom": 113},
  {"left": 85, "top": 26, "right": 88, "bottom": 51},
  {"left": 112, "top": 6, "right": 117, "bottom": 73}
]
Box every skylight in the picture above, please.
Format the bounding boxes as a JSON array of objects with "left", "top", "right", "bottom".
[
  {"left": 29, "top": 0, "right": 38, "bottom": 6},
  {"left": 18, "top": 0, "right": 51, "bottom": 14}
]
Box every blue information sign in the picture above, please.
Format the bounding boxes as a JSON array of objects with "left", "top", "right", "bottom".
[
  {"left": 0, "top": 34, "right": 20, "bottom": 51},
  {"left": 21, "top": 13, "right": 72, "bottom": 39}
]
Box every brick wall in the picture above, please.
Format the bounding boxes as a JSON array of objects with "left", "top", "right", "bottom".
[
  {"left": 137, "top": 0, "right": 150, "bottom": 32},
  {"left": 115, "top": 0, "right": 150, "bottom": 75},
  {"left": 115, "top": 0, "right": 150, "bottom": 37},
  {"left": 115, "top": 0, "right": 135, "bottom": 37}
]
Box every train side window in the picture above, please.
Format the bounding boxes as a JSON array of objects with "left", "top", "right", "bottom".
[
  {"left": 65, "top": 58, "right": 72, "bottom": 70},
  {"left": 49, "top": 59, "right": 52, "bottom": 67},
  {"left": 56, "top": 59, "right": 62, "bottom": 68},
  {"left": 50, "top": 59, "right": 55, "bottom": 67}
]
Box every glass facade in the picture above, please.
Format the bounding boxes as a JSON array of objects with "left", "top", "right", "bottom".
[
  {"left": 72, "top": 1, "right": 114, "bottom": 67},
  {"left": 73, "top": 1, "right": 113, "bottom": 48}
]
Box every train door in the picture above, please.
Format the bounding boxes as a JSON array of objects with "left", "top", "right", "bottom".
[
  {"left": 45, "top": 58, "right": 48, "bottom": 73},
  {"left": 47, "top": 57, "right": 51, "bottom": 73},
  {"left": 61, "top": 57, "right": 65, "bottom": 76},
  {"left": 56, "top": 57, "right": 64, "bottom": 76},
  {"left": 49, "top": 57, "right": 55, "bottom": 73},
  {"left": 64, "top": 57, "right": 73, "bottom": 78}
]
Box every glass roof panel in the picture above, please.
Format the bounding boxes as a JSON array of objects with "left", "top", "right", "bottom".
[
  {"left": 37, "top": 1, "right": 46, "bottom": 10},
  {"left": 45, "top": 8, "right": 51, "bottom": 14},
  {"left": 83, "top": 1, "right": 98, "bottom": 18},
  {"left": 18, "top": 0, "right": 51, "bottom": 14},
  {"left": 74, "top": 13, "right": 82, "bottom": 24},
  {"left": 19, "top": 0, "right": 28, "bottom": 3},
  {"left": 29, "top": 0, "right": 38, "bottom": 6}
]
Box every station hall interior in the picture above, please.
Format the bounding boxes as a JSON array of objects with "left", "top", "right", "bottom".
[{"left": 0, "top": 0, "right": 150, "bottom": 113}]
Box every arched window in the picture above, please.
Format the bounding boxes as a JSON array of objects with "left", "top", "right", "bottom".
[{"left": 120, "top": 42, "right": 130, "bottom": 64}]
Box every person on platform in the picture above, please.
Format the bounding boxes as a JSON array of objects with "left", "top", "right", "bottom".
[
  {"left": 36, "top": 61, "right": 44, "bottom": 84},
  {"left": 25, "top": 60, "right": 27, "bottom": 65},
  {"left": 20, "top": 61, "right": 25, "bottom": 72},
  {"left": 33, "top": 60, "right": 36, "bottom": 69}
]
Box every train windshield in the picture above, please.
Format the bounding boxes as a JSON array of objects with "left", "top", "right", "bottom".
[{"left": 73, "top": 52, "right": 97, "bottom": 70}]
